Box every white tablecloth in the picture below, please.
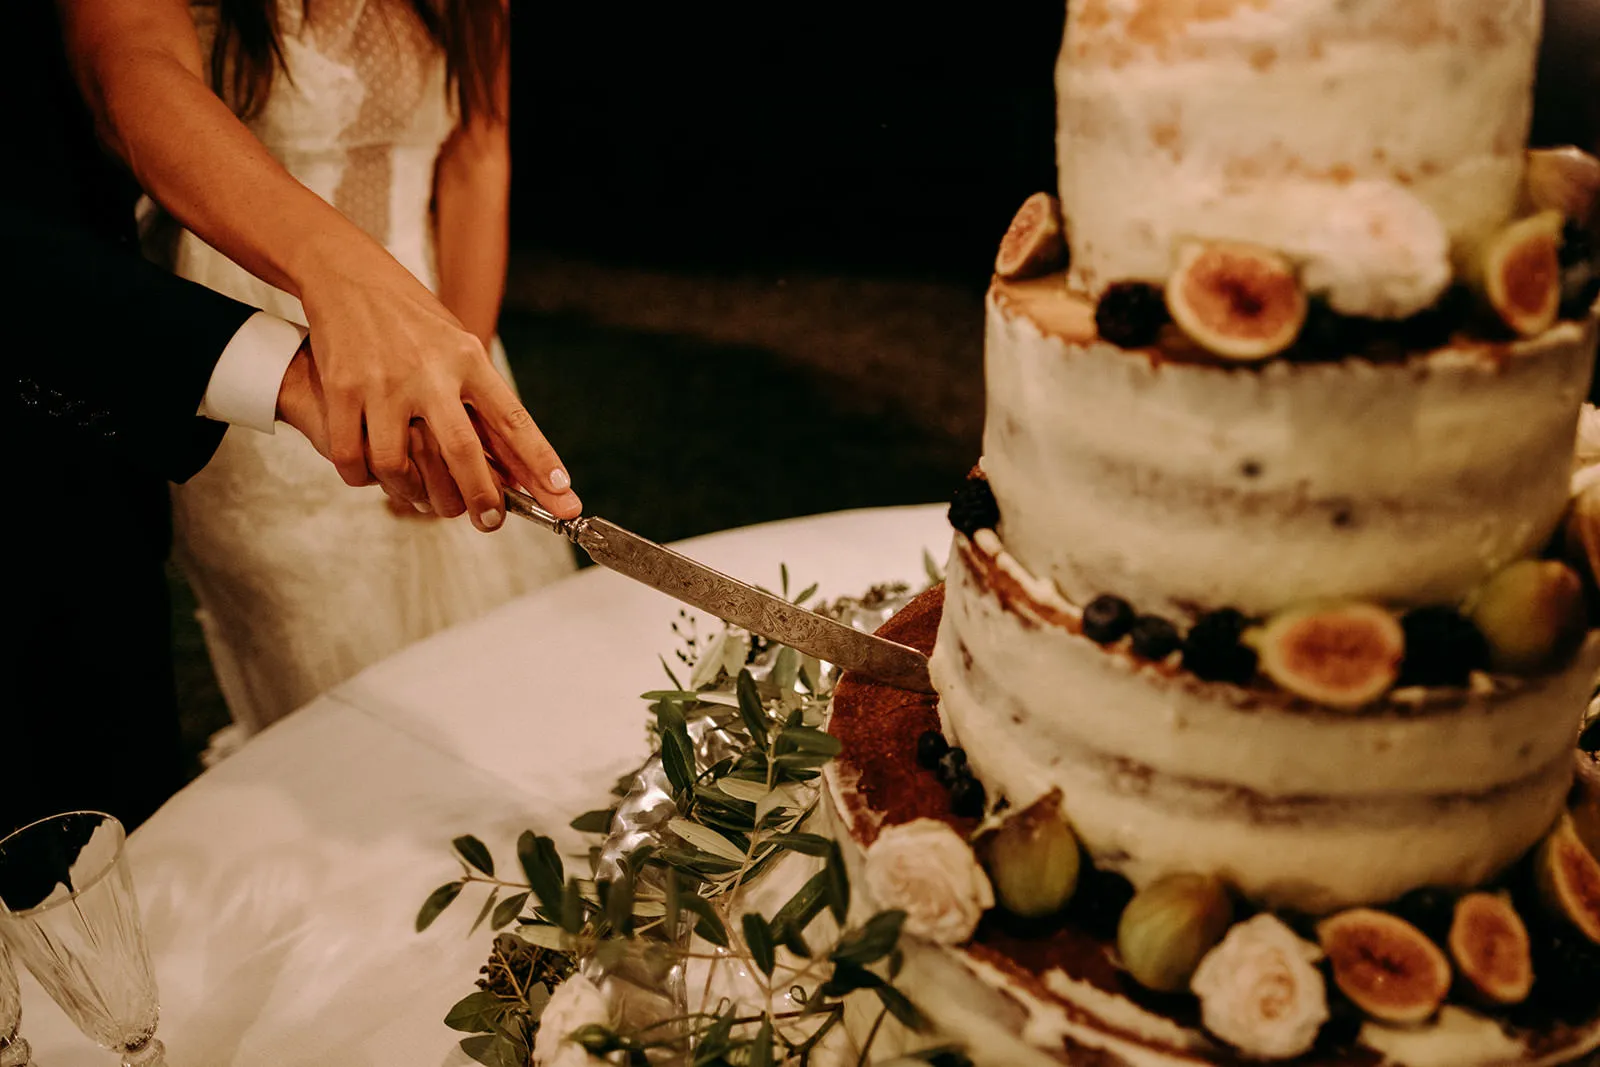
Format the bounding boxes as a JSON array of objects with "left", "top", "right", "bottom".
[{"left": 20, "top": 504, "right": 949, "bottom": 1066}]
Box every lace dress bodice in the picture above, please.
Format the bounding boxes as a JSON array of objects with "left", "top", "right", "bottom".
[{"left": 193, "top": 0, "right": 456, "bottom": 292}]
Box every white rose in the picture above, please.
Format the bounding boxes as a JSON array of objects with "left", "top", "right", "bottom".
[
  {"left": 1294, "top": 180, "right": 1451, "bottom": 320},
  {"left": 1190, "top": 913, "right": 1329, "bottom": 1061},
  {"left": 533, "top": 974, "right": 613, "bottom": 1067},
  {"left": 862, "top": 818, "right": 994, "bottom": 944}
]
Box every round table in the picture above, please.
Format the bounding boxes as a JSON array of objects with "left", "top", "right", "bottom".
[{"left": 19, "top": 505, "right": 950, "bottom": 1066}]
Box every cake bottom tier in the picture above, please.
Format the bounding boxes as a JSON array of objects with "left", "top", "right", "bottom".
[{"left": 824, "top": 585, "right": 1600, "bottom": 1067}]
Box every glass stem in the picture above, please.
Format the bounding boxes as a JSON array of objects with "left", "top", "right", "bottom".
[
  {"left": 0, "top": 1036, "right": 32, "bottom": 1067},
  {"left": 123, "top": 1035, "right": 166, "bottom": 1067}
]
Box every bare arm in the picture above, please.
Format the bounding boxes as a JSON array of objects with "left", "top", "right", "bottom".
[
  {"left": 56, "top": 0, "right": 581, "bottom": 526},
  {"left": 433, "top": 13, "right": 511, "bottom": 349}
]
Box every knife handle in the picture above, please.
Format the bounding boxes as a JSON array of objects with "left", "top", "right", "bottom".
[{"left": 503, "top": 488, "right": 588, "bottom": 543}]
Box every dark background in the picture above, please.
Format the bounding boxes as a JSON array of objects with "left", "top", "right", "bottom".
[{"left": 506, "top": 5, "right": 1066, "bottom": 280}]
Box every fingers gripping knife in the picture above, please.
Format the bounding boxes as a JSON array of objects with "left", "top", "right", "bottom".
[{"left": 503, "top": 488, "right": 934, "bottom": 693}]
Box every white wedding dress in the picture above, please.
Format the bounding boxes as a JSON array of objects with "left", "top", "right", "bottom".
[{"left": 143, "top": 0, "right": 575, "bottom": 734}]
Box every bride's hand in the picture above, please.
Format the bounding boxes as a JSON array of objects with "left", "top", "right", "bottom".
[{"left": 295, "top": 238, "right": 580, "bottom": 532}]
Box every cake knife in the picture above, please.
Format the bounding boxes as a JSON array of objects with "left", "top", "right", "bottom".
[{"left": 503, "top": 488, "right": 935, "bottom": 693}]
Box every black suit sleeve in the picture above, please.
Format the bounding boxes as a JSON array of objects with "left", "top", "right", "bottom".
[{"left": 11, "top": 214, "right": 264, "bottom": 483}]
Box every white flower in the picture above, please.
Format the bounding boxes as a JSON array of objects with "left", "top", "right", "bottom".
[
  {"left": 533, "top": 974, "right": 612, "bottom": 1067},
  {"left": 1294, "top": 180, "right": 1451, "bottom": 320},
  {"left": 862, "top": 818, "right": 994, "bottom": 944},
  {"left": 1190, "top": 913, "right": 1329, "bottom": 1060}
]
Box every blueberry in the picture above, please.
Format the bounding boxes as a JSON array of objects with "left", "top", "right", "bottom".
[
  {"left": 1182, "top": 608, "right": 1259, "bottom": 685},
  {"left": 916, "top": 729, "right": 950, "bottom": 769},
  {"left": 1389, "top": 886, "right": 1455, "bottom": 945},
  {"left": 1128, "top": 615, "right": 1181, "bottom": 661},
  {"left": 936, "top": 748, "right": 969, "bottom": 786},
  {"left": 949, "top": 775, "right": 986, "bottom": 818},
  {"left": 1081, "top": 595, "right": 1136, "bottom": 645},
  {"left": 1094, "top": 281, "right": 1168, "bottom": 348},
  {"left": 948, "top": 478, "right": 1000, "bottom": 538},
  {"left": 1397, "top": 606, "right": 1489, "bottom": 688}
]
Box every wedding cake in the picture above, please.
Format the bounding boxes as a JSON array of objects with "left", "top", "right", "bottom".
[{"left": 824, "top": 1, "right": 1600, "bottom": 1063}]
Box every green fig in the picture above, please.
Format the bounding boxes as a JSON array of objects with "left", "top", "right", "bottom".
[
  {"left": 1117, "top": 873, "right": 1233, "bottom": 993},
  {"left": 984, "top": 790, "right": 1081, "bottom": 919},
  {"left": 1468, "top": 560, "right": 1587, "bottom": 674}
]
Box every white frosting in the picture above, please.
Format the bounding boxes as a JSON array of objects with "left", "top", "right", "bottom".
[
  {"left": 1056, "top": 0, "right": 1540, "bottom": 311},
  {"left": 984, "top": 279, "right": 1598, "bottom": 620},
  {"left": 932, "top": 538, "right": 1600, "bottom": 912},
  {"left": 1359, "top": 1007, "right": 1528, "bottom": 1067}
]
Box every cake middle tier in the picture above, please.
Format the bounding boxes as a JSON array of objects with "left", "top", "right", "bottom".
[
  {"left": 985, "top": 276, "right": 1596, "bottom": 620},
  {"left": 929, "top": 531, "right": 1599, "bottom": 914}
]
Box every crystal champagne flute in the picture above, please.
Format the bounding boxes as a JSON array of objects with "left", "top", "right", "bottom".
[
  {"left": 0, "top": 938, "right": 31, "bottom": 1067},
  {"left": 0, "top": 812, "right": 165, "bottom": 1066}
]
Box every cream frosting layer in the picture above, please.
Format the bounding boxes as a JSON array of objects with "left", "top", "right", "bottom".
[
  {"left": 930, "top": 534, "right": 1599, "bottom": 913},
  {"left": 984, "top": 277, "right": 1598, "bottom": 620},
  {"left": 1056, "top": 0, "right": 1540, "bottom": 312}
]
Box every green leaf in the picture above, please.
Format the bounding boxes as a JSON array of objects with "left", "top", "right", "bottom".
[
  {"left": 825, "top": 840, "right": 850, "bottom": 922},
  {"left": 491, "top": 891, "right": 529, "bottom": 930},
  {"left": 512, "top": 923, "right": 568, "bottom": 951},
  {"left": 713, "top": 777, "right": 771, "bottom": 804},
  {"left": 762, "top": 831, "right": 833, "bottom": 857},
  {"left": 517, "top": 833, "right": 565, "bottom": 922},
  {"left": 569, "top": 808, "right": 615, "bottom": 834},
  {"left": 777, "top": 920, "right": 812, "bottom": 958},
  {"left": 444, "top": 990, "right": 506, "bottom": 1033},
  {"left": 793, "top": 581, "right": 819, "bottom": 606},
  {"left": 664, "top": 869, "right": 682, "bottom": 934},
  {"left": 605, "top": 872, "right": 634, "bottom": 937},
  {"left": 658, "top": 654, "right": 684, "bottom": 690},
  {"left": 736, "top": 669, "right": 769, "bottom": 747},
  {"left": 416, "top": 880, "right": 464, "bottom": 932},
  {"left": 924, "top": 547, "right": 945, "bottom": 587},
  {"left": 452, "top": 835, "right": 494, "bottom": 877},
  {"left": 748, "top": 1017, "right": 774, "bottom": 1067},
  {"left": 771, "top": 869, "right": 830, "bottom": 938},
  {"left": 678, "top": 892, "right": 729, "bottom": 947},
  {"left": 756, "top": 783, "right": 812, "bottom": 826},
  {"left": 741, "top": 912, "right": 777, "bottom": 977},
  {"left": 469, "top": 889, "right": 499, "bottom": 936},
  {"left": 831, "top": 909, "right": 906, "bottom": 968},
  {"left": 571, "top": 1023, "right": 624, "bottom": 1054},
  {"left": 561, "top": 878, "right": 585, "bottom": 935},
  {"left": 661, "top": 728, "right": 695, "bottom": 795},
  {"left": 780, "top": 562, "right": 790, "bottom": 596},
  {"left": 696, "top": 1012, "right": 735, "bottom": 1061},
  {"left": 457, "top": 1033, "right": 514, "bottom": 1067},
  {"left": 776, "top": 726, "right": 841, "bottom": 757},
  {"left": 819, "top": 959, "right": 884, "bottom": 996},
  {"left": 667, "top": 818, "right": 747, "bottom": 863},
  {"left": 874, "top": 983, "right": 928, "bottom": 1031},
  {"left": 772, "top": 646, "right": 800, "bottom": 693}
]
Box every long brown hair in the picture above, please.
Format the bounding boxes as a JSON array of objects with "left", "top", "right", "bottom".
[{"left": 209, "top": 0, "right": 507, "bottom": 124}]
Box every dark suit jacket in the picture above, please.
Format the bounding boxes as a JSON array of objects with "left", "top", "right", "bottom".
[{"left": 8, "top": 1, "right": 260, "bottom": 483}]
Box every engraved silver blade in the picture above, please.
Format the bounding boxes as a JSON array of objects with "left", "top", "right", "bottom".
[{"left": 504, "top": 489, "right": 934, "bottom": 692}]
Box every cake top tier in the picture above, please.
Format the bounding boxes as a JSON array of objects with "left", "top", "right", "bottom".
[{"left": 1056, "top": 0, "right": 1542, "bottom": 318}]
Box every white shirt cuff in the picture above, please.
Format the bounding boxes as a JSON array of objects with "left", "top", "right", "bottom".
[{"left": 198, "top": 312, "right": 308, "bottom": 434}]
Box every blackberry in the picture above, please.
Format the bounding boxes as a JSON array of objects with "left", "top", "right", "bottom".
[
  {"left": 1560, "top": 218, "right": 1595, "bottom": 270},
  {"left": 1292, "top": 300, "right": 1373, "bottom": 362},
  {"left": 936, "top": 748, "right": 970, "bottom": 786},
  {"left": 1081, "top": 594, "right": 1136, "bottom": 645},
  {"left": 1393, "top": 285, "right": 1471, "bottom": 351},
  {"left": 1396, "top": 606, "right": 1489, "bottom": 688},
  {"left": 948, "top": 478, "right": 1000, "bottom": 537},
  {"left": 916, "top": 729, "right": 950, "bottom": 769},
  {"left": 1094, "top": 282, "right": 1168, "bottom": 348},
  {"left": 1181, "top": 608, "right": 1259, "bottom": 685},
  {"left": 949, "top": 774, "right": 986, "bottom": 818},
  {"left": 1389, "top": 886, "right": 1456, "bottom": 945},
  {"left": 1128, "top": 615, "right": 1182, "bottom": 661}
]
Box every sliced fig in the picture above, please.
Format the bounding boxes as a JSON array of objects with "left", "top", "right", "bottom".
[
  {"left": 1250, "top": 602, "right": 1404, "bottom": 709},
  {"left": 1525, "top": 147, "right": 1600, "bottom": 225},
  {"left": 982, "top": 789, "right": 1081, "bottom": 919},
  {"left": 1478, "top": 210, "right": 1565, "bottom": 337},
  {"left": 1534, "top": 814, "right": 1600, "bottom": 945},
  {"left": 1448, "top": 891, "right": 1534, "bottom": 1005},
  {"left": 1116, "top": 873, "right": 1234, "bottom": 993},
  {"left": 1468, "top": 559, "right": 1587, "bottom": 674},
  {"left": 996, "top": 192, "right": 1068, "bottom": 280},
  {"left": 1165, "top": 241, "right": 1307, "bottom": 361},
  {"left": 1317, "top": 908, "right": 1451, "bottom": 1024}
]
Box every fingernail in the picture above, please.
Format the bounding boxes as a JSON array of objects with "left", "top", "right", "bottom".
[
  {"left": 480, "top": 508, "right": 504, "bottom": 530},
  {"left": 413, "top": 501, "right": 432, "bottom": 514},
  {"left": 548, "top": 468, "right": 571, "bottom": 492}
]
